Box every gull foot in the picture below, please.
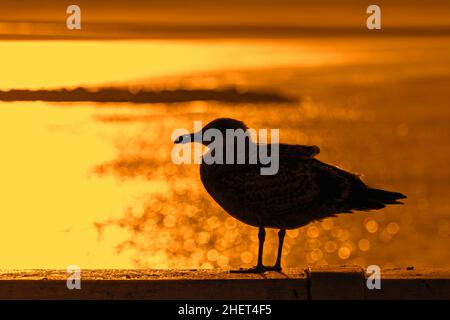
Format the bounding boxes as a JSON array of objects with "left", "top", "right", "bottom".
[{"left": 264, "top": 265, "right": 282, "bottom": 272}]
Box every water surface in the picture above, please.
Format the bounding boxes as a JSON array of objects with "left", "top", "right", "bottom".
[{"left": 1, "top": 36, "right": 449, "bottom": 268}]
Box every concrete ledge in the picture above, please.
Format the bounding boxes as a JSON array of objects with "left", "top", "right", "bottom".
[
  {"left": 307, "top": 265, "right": 366, "bottom": 300},
  {"left": 0, "top": 269, "right": 307, "bottom": 300},
  {"left": 365, "top": 268, "right": 450, "bottom": 300},
  {"left": 0, "top": 267, "right": 449, "bottom": 300}
]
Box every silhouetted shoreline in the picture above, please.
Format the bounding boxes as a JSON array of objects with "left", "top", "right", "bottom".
[{"left": 0, "top": 87, "right": 295, "bottom": 104}]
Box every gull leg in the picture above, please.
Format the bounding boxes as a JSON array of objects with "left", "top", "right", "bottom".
[
  {"left": 231, "top": 226, "right": 266, "bottom": 273},
  {"left": 256, "top": 226, "right": 266, "bottom": 269},
  {"left": 266, "top": 229, "right": 286, "bottom": 271}
]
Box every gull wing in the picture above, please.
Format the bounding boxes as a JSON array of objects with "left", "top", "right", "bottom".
[
  {"left": 210, "top": 158, "right": 355, "bottom": 227},
  {"left": 277, "top": 143, "right": 320, "bottom": 159}
]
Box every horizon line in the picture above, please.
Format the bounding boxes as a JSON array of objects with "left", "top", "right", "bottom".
[
  {"left": 2, "top": 23, "right": 450, "bottom": 40},
  {"left": 0, "top": 86, "right": 296, "bottom": 104}
]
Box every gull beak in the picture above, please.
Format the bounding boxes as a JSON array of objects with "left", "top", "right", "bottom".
[{"left": 174, "top": 133, "right": 196, "bottom": 144}]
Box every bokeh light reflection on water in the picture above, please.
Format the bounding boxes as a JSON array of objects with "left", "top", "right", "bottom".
[{"left": 91, "top": 93, "right": 449, "bottom": 269}]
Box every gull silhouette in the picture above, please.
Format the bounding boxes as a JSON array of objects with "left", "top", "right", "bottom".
[{"left": 175, "top": 118, "right": 406, "bottom": 273}]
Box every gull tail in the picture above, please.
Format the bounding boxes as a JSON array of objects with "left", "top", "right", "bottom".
[{"left": 347, "top": 186, "right": 407, "bottom": 212}]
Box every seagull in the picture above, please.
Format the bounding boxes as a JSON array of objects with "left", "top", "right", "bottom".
[{"left": 174, "top": 118, "right": 406, "bottom": 273}]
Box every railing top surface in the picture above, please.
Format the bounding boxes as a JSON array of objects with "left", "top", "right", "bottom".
[{"left": 1, "top": 266, "right": 449, "bottom": 280}]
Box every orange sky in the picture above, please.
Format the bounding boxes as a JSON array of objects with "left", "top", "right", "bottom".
[{"left": 1, "top": 0, "right": 450, "bottom": 39}]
